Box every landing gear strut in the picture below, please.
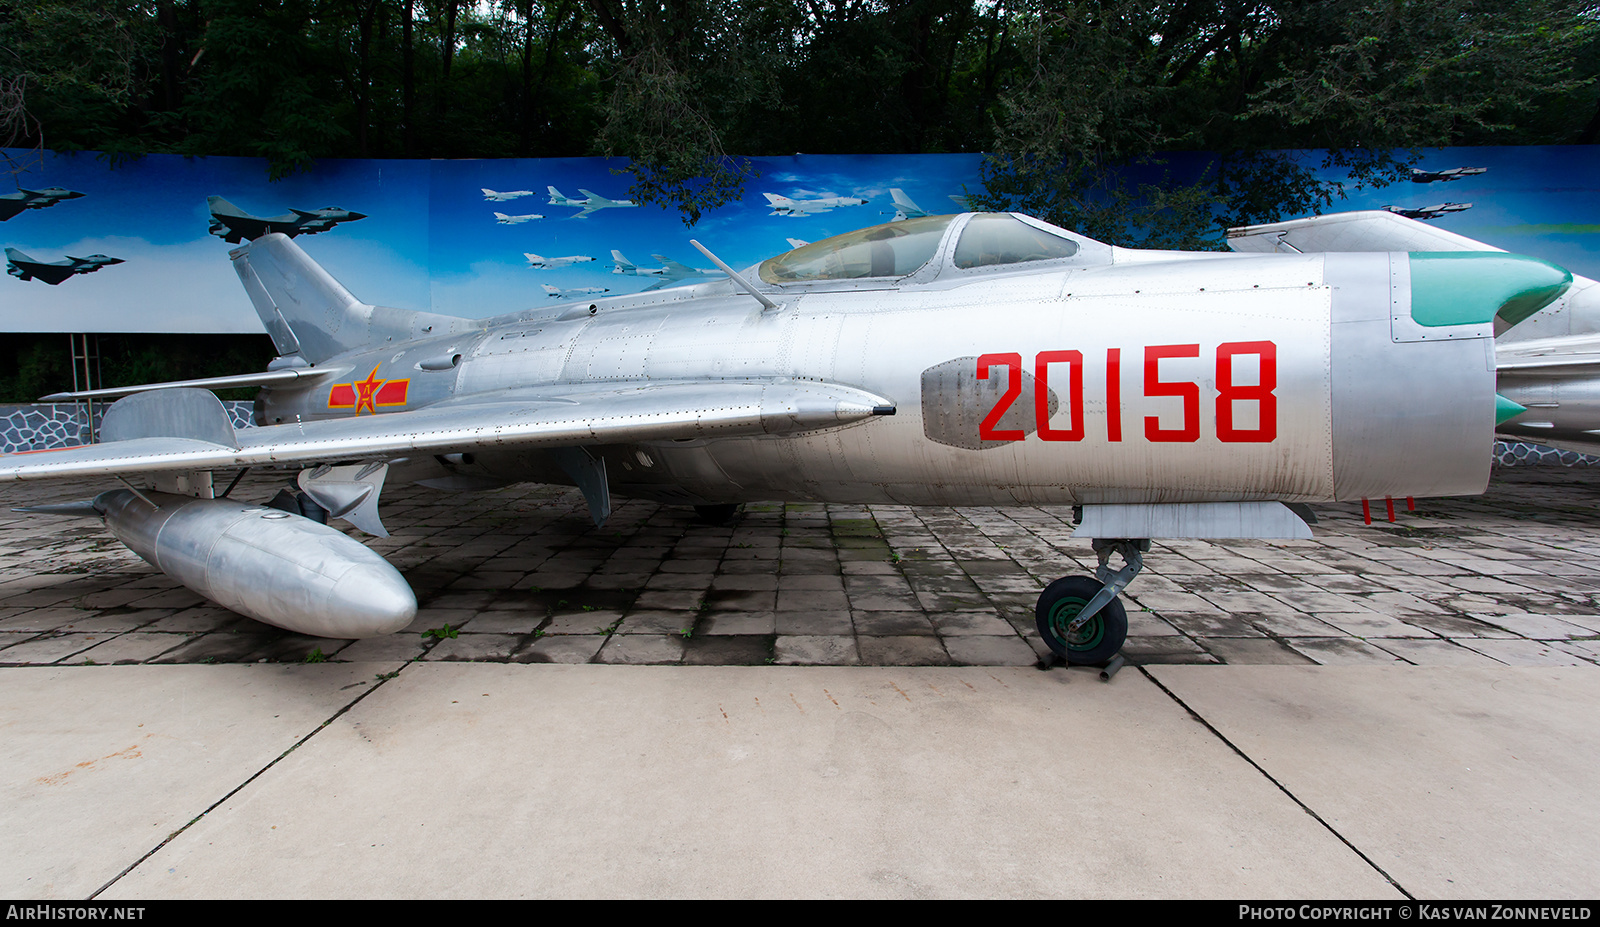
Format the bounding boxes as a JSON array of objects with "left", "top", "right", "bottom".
[{"left": 1036, "top": 538, "right": 1148, "bottom": 666}]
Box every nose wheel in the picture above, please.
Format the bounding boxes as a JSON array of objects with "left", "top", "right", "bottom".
[
  {"left": 1035, "top": 538, "right": 1147, "bottom": 666},
  {"left": 1036, "top": 576, "right": 1127, "bottom": 665}
]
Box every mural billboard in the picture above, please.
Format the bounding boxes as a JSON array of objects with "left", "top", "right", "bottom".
[{"left": 0, "top": 146, "right": 1594, "bottom": 334}]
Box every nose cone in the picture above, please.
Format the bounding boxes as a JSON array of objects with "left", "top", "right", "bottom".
[
  {"left": 1410, "top": 252, "right": 1573, "bottom": 329},
  {"left": 326, "top": 562, "right": 418, "bottom": 637}
]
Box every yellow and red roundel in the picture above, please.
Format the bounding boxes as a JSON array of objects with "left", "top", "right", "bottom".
[{"left": 329, "top": 366, "right": 410, "bottom": 414}]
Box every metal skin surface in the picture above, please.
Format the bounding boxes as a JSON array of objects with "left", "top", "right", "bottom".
[
  {"left": 5, "top": 211, "right": 1552, "bottom": 641},
  {"left": 97, "top": 489, "right": 416, "bottom": 637},
  {"left": 247, "top": 215, "right": 1490, "bottom": 508}
]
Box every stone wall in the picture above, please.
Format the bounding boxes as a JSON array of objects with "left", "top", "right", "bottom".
[{"left": 0, "top": 402, "right": 255, "bottom": 453}]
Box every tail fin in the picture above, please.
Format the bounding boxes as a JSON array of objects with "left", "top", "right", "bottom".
[
  {"left": 610, "top": 250, "right": 635, "bottom": 272},
  {"left": 231, "top": 233, "right": 468, "bottom": 364},
  {"left": 207, "top": 195, "right": 246, "bottom": 217}
]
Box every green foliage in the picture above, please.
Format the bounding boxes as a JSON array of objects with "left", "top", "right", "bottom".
[
  {"left": 0, "top": 333, "right": 276, "bottom": 402},
  {"left": 972, "top": 0, "right": 1597, "bottom": 247},
  {"left": 0, "top": 1, "right": 1592, "bottom": 229}
]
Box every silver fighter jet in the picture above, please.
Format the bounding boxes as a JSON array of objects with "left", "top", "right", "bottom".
[
  {"left": 547, "top": 186, "right": 637, "bottom": 219},
  {"left": 6, "top": 213, "right": 1571, "bottom": 665},
  {"left": 763, "top": 192, "right": 869, "bottom": 217}
]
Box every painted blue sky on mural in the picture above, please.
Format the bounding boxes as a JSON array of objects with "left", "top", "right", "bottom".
[{"left": 0, "top": 146, "right": 1593, "bottom": 333}]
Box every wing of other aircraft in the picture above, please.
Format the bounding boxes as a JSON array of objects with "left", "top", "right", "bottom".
[
  {"left": 0, "top": 379, "right": 891, "bottom": 483},
  {"left": 1226, "top": 209, "right": 1501, "bottom": 255}
]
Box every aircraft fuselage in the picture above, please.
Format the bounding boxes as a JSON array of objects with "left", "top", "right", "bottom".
[{"left": 254, "top": 250, "right": 1495, "bottom": 508}]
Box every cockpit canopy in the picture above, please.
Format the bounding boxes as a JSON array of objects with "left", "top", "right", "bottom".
[{"left": 758, "top": 213, "right": 1089, "bottom": 285}]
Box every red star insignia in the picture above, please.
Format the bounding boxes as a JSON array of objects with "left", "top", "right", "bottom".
[{"left": 353, "top": 366, "right": 384, "bottom": 414}]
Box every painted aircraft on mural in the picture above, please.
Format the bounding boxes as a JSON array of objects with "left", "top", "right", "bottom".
[
  {"left": 541, "top": 283, "right": 610, "bottom": 299},
  {"left": 207, "top": 196, "right": 367, "bottom": 243},
  {"left": 483, "top": 188, "right": 535, "bottom": 201},
  {"left": 5, "top": 248, "right": 123, "bottom": 285},
  {"left": 609, "top": 250, "right": 718, "bottom": 290},
  {"left": 1411, "top": 167, "right": 1488, "bottom": 184},
  {"left": 493, "top": 212, "right": 543, "bottom": 224},
  {"left": 1383, "top": 203, "right": 1472, "bottom": 221},
  {"left": 547, "top": 186, "right": 637, "bottom": 219},
  {"left": 524, "top": 253, "right": 596, "bottom": 269},
  {"left": 886, "top": 188, "right": 930, "bottom": 221},
  {"left": 0, "top": 186, "right": 83, "bottom": 221},
  {"left": 763, "top": 192, "right": 869, "bottom": 217},
  {"left": 3, "top": 213, "right": 1570, "bottom": 670},
  {"left": 1228, "top": 209, "right": 1595, "bottom": 459}
]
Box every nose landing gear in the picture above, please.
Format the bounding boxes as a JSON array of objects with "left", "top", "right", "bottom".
[{"left": 1035, "top": 538, "right": 1148, "bottom": 667}]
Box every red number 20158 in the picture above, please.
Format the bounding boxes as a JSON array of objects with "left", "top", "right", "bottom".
[{"left": 976, "top": 342, "right": 1277, "bottom": 444}]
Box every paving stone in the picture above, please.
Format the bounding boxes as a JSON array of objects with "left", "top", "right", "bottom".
[
  {"left": 1372, "top": 638, "right": 1508, "bottom": 666},
  {"left": 1197, "top": 637, "right": 1317, "bottom": 665},
  {"left": 774, "top": 609, "right": 854, "bottom": 635},
  {"left": 515, "top": 634, "right": 607, "bottom": 664},
  {"left": 1467, "top": 613, "right": 1600, "bottom": 640},
  {"left": 856, "top": 635, "right": 953, "bottom": 666},
  {"left": 68, "top": 632, "right": 192, "bottom": 664},
  {"left": 682, "top": 634, "right": 774, "bottom": 665},
  {"left": 1313, "top": 612, "right": 1441, "bottom": 639},
  {"left": 597, "top": 634, "right": 685, "bottom": 664},
  {"left": 773, "top": 635, "right": 860, "bottom": 665},
  {"left": 0, "top": 632, "right": 105, "bottom": 664},
  {"left": 1284, "top": 638, "right": 1408, "bottom": 665},
  {"left": 941, "top": 635, "right": 1038, "bottom": 666},
  {"left": 336, "top": 633, "right": 430, "bottom": 663},
  {"left": 615, "top": 609, "right": 697, "bottom": 635},
  {"left": 852, "top": 611, "right": 937, "bottom": 636},
  {"left": 927, "top": 610, "right": 1013, "bottom": 636},
  {"left": 1455, "top": 638, "right": 1593, "bottom": 666},
  {"left": 699, "top": 612, "right": 777, "bottom": 635},
  {"left": 420, "top": 634, "right": 522, "bottom": 661}
]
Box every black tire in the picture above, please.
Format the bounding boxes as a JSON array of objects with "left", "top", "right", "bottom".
[
  {"left": 1035, "top": 575, "right": 1128, "bottom": 666},
  {"left": 693, "top": 503, "right": 741, "bottom": 526}
]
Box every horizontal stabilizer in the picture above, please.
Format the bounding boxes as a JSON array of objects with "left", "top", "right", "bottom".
[{"left": 41, "top": 367, "right": 331, "bottom": 401}]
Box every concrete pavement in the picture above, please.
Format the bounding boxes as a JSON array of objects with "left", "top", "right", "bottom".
[{"left": 3, "top": 467, "right": 1599, "bottom": 897}]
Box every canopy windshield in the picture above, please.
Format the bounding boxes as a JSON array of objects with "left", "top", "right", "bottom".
[
  {"left": 759, "top": 215, "right": 955, "bottom": 284},
  {"left": 953, "top": 213, "right": 1080, "bottom": 268}
]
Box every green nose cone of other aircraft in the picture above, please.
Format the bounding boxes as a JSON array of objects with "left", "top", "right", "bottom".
[
  {"left": 1410, "top": 251, "right": 1573, "bottom": 328},
  {"left": 1411, "top": 251, "right": 1576, "bottom": 429}
]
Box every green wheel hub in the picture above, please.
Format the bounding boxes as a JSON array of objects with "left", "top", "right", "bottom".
[{"left": 1048, "top": 595, "right": 1103, "bottom": 652}]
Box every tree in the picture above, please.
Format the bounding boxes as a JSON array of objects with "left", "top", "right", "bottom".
[{"left": 972, "top": 0, "right": 1598, "bottom": 248}]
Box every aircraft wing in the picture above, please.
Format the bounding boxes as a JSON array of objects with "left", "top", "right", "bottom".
[
  {"left": 0, "top": 379, "right": 894, "bottom": 483},
  {"left": 653, "top": 256, "right": 699, "bottom": 277},
  {"left": 1226, "top": 210, "right": 1501, "bottom": 254},
  {"left": 0, "top": 199, "right": 27, "bottom": 222}
]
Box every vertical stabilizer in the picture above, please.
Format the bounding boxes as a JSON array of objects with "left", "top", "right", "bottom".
[{"left": 230, "top": 233, "right": 470, "bottom": 363}]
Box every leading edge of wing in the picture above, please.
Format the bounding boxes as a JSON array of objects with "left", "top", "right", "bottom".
[{"left": 0, "top": 378, "right": 896, "bottom": 482}]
